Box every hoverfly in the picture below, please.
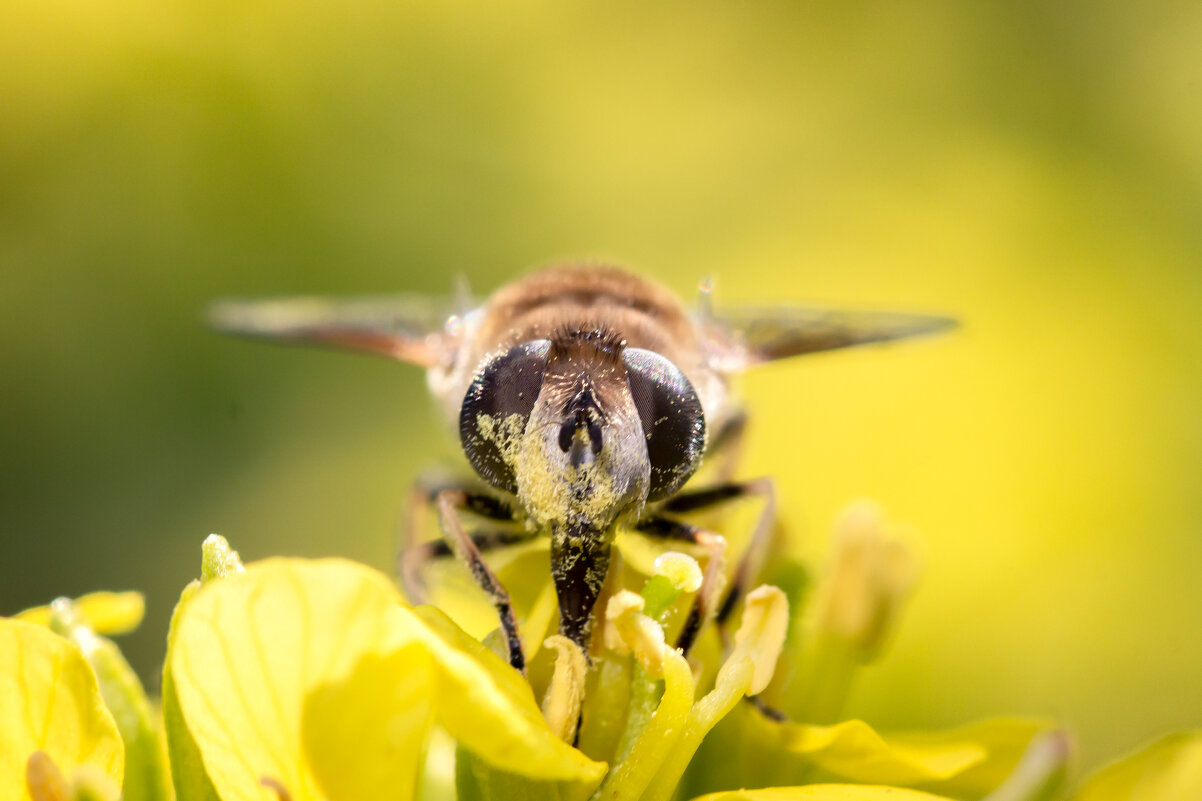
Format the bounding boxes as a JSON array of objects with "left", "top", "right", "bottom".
[{"left": 211, "top": 264, "right": 952, "bottom": 671}]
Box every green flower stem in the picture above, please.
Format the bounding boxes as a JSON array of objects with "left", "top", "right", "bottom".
[
  {"left": 603, "top": 563, "right": 688, "bottom": 767},
  {"left": 593, "top": 649, "right": 696, "bottom": 801},
  {"left": 785, "top": 633, "right": 858, "bottom": 724},
  {"left": 578, "top": 655, "right": 633, "bottom": 762},
  {"left": 78, "top": 636, "right": 169, "bottom": 801},
  {"left": 640, "top": 575, "right": 681, "bottom": 619},
  {"left": 640, "top": 658, "right": 755, "bottom": 801},
  {"left": 611, "top": 664, "right": 661, "bottom": 766}
]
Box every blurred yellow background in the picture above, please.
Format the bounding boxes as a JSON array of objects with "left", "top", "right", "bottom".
[{"left": 2, "top": 0, "right": 1199, "bottom": 771}]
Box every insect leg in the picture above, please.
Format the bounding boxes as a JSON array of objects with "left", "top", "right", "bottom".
[
  {"left": 428, "top": 488, "right": 528, "bottom": 672},
  {"left": 659, "top": 477, "right": 777, "bottom": 631},
  {"left": 633, "top": 515, "right": 728, "bottom": 655},
  {"left": 399, "top": 529, "right": 534, "bottom": 605},
  {"left": 399, "top": 477, "right": 519, "bottom": 603}
]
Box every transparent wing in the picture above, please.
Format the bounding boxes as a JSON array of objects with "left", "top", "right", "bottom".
[
  {"left": 701, "top": 305, "right": 956, "bottom": 371},
  {"left": 207, "top": 293, "right": 475, "bottom": 368}
]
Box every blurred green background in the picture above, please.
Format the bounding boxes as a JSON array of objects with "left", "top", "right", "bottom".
[{"left": 2, "top": 0, "right": 1200, "bottom": 771}]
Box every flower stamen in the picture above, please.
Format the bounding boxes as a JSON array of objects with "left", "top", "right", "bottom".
[
  {"left": 604, "top": 591, "right": 668, "bottom": 677},
  {"left": 260, "top": 776, "right": 294, "bottom": 801},
  {"left": 26, "top": 752, "right": 69, "bottom": 801},
  {"left": 541, "top": 635, "right": 589, "bottom": 743}
]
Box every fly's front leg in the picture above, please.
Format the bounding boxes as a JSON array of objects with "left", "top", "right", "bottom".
[
  {"left": 399, "top": 477, "right": 521, "bottom": 603},
  {"left": 633, "top": 515, "right": 727, "bottom": 655},
  {"left": 399, "top": 529, "right": 533, "bottom": 604},
  {"left": 398, "top": 477, "right": 530, "bottom": 672},
  {"left": 433, "top": 489, "right": 528, "bottom": 672}
]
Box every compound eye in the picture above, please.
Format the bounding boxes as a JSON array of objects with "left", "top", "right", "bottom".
[
  {"left": 460, "top": 340, "right": 551, "bottom": 493},
  {"left": 623, "top": 348, "right": 706, "bottom": 500}
]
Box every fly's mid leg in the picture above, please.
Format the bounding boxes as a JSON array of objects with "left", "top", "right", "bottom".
[{"left": 636, "top": 477, "right": 777, "bottom": 653}]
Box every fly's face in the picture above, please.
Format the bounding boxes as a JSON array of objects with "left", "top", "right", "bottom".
[
  {"left": 513, "top": 350, "right": 649, "bottom": 534},
  {"left": 459, "top": 325, "right": 706, "bottom": 646},
  {"left": 459, "top": 327, "right": 709, "bottom": 529}
]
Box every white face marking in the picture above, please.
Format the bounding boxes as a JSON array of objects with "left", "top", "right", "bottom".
[{"left": 514, "top": 384, "right": 650, "bottom": 534}]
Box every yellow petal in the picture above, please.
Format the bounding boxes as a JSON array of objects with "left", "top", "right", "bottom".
[
  {"left": 0, "top": 620, "right": 124, "bottom": 800},
  {"left": 886, "top": 717, "right": 1054, "bottom": 794},
  {"left": 772, "top": 718, "right": 983, "bottom": 784},
  {"left": 67, "top": 764, "right": 122, "bottom": 801},
  {"left": 412, "top": 606, "right": 608, "bottom": 783},
  {"left": 302, "top": 645, "right": 435, "bottom": 801},
  {"left": 521, "top": 579, "right": 559, "bottom": 662},
  {"left": 690, "top": 787, "right": 955, "bottom": 801},
  {"left": 744, "top": 714, "right": 1051, "bottom": 789},
  {"left": 162, "top": 580, "right": 221, "bottom": 801},
  {"left": 160, "top": 532, "right": 246, "bottom": 800},
  {"left": 1075, "top": 731, "right": 1202, "bottom": 801},
  {"left": 15, "top": 592, "right": 146, "bottom": 636},
  {"left": 169, "top": 558, "right": 416, "bottom": 801}
]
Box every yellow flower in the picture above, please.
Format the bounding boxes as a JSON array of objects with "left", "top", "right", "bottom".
[
  {"left": 164, "top": 546, "right": 604, "bottom": 801},
  {"left": 1074, "top": 731, "right": 1202, "bottom": 801},
  {"left": 7, "top": 509, "right": 1202, "bottom": 801}
]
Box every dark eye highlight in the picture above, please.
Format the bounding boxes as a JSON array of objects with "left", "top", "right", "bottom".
[
  {"left": 460, "top": 340, "right": 551, "bottom": 492},
  {"left": 623, "top": 348, "right": 706, "bottom": 500}
]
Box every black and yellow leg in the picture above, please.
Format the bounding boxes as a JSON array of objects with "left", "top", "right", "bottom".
[
  {"left": 398, "top": 476, "right": 521, "bottom": 602},
  {"left": 433, "top": 489, "right": 528, "bottom": 672},
  {"left": 398, "top": 528, "right": 534, "bottom": 604},
  {"left": 398, "top": 478, "right": 530, "bottom": 672},
  {"left": 662, "top": 477, "right": 776, "bottom": 628},
  {"left": 633, "top": 515, "right": 727, "bottom": 655},
  {"left": 639, "top": 477, "right": 776, "bottom": 651}
]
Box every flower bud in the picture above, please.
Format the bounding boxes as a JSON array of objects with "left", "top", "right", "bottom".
[
  {"left": 201, "top": 534, "right": 244, "bottom": 582},
  {"left": 812, "top": 501, "right": 918, "bottom": 661},
  {"left": 732, "top": 585, "right": 789, "bottom": 696},
  {"left": 984, "top": 730, "right": 1073, "bottom": 801}
]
